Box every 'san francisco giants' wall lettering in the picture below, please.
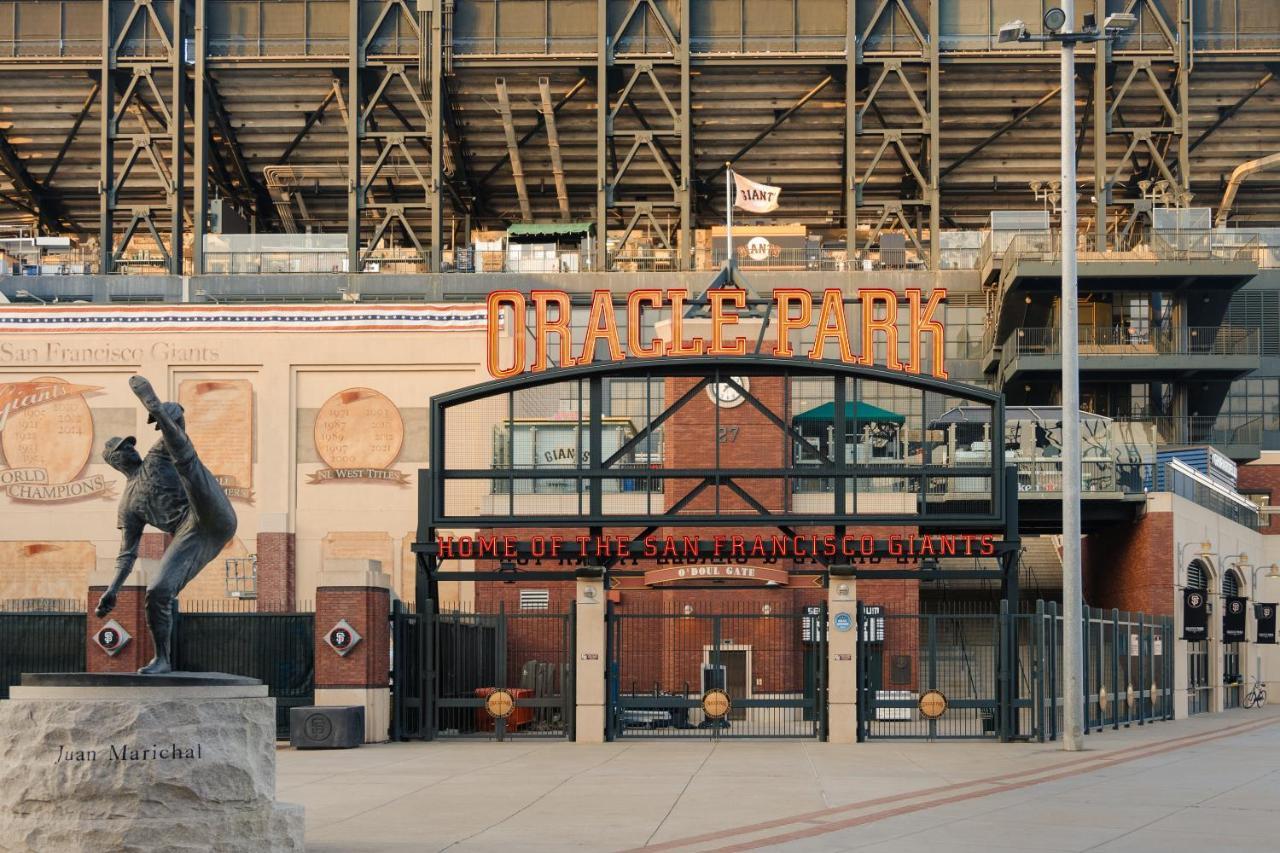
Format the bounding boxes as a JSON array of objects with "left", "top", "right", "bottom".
[
  {"left": 0, "top": 377, "right": 113, "bottom": 502},
  {"left": 485, "top": 288, "right": 948, "bottom": 380},
  {"left": 309, "top": 387, "right": 408, "bottom": 485}
]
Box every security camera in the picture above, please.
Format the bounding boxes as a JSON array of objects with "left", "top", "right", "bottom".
[{"left": 998, "top": 20, "right": 1028, "bottom": 43}]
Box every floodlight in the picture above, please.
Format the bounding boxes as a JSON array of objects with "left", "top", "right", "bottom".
[
  {"left": 1043, "top": 7, "right": 1068, "bottom": 33},
  {"left": 1103, "top": 13, "right": 1137, "bottom": 31},
  {"left": 998, "top": 20, "right": 1028, "bottom": 43},
  {"left": 1138, "top": 179, "right": 1152, "bottom": 193},
  {"left": 1029, "top": 180, "right": 1043, "bottom": 193}
]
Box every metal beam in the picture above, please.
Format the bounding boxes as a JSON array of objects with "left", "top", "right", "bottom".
[
  {"left": 429, "top": 6, "right": 444, "bottom": 271},
  {"left": 43, "top": 79, "right": 101, "bottom": 189},
  {"left": 940, "top": 86, "right": 1062, "bottom": 179},
  {"left": 347, "top": 0, "right": 360, "bottom": 271},
  {"left": 193, "top": 0, "right": 207, "bottom": 275},
  {"left": 538, "top": 77, "right": 571, "bottom": 220},
  {"left": 1092, "top": 0, "right": 1108, "bottom": 250},
  {"left": 678, "top": 0, "right": 692, "bottom": 270},
  {"left": 596, "top": 0, "right": 608, "bottom": 270},
  {"left": 0, "top": 125, "right": 65, "bottom": 233},
  {"left": 276, "top": 83, "right": 338, "bottom": 165},
  {"left": 928, "top": 0, "right": 940, "bottom": 271},
  {"left": 170, "top": 0, "right": 184, "bottom": 275},
  {"left": 699, "top": 75, "right": 834, "bottom": 183},
  {"left": 477, "top": 77, "right": 587, "bottom": 187},
  {"left": 494, "top": 78, "right": 532, "bottom": 221},
  {"left": 98, "top": 0, "right": 114, "bottom": 272},
  {"left": 204, "top": 75, "right": 271, "bottom": 231},
  {"left": 846, "top": 1, "right": 858, "bottom": 256},
  {"left": 1189, "top": 70, "right": 1274, "bottom": 153}
]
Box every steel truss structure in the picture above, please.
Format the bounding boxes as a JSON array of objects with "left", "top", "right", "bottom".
[{"left": 1, "top": 1, "right": 1279, "bottom": 271}]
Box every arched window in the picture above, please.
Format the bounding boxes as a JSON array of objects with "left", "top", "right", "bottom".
[
  {"left": 1223, "top": 569, "right": 1242, "bottom": 598},
  {"left": 1187, "top": 560, "right": 1210, "bottom": 591}
]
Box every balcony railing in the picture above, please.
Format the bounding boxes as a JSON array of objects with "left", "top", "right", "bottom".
[
  {"left": 1120, "top": 415, "right": 1263, "bottom": 449},
  {"left": 1166, "top": 462, "right": 1263, "bottom": 531},
  {"left": 998, "top": 325, "right": 1259, "bottom": 376}
]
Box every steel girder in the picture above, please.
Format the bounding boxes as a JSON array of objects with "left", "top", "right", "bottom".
[
  {"left": 596, "top": 0, "right": 692, "bottom": 271},
  {"left": 850, "top": 0, "right": 940, "bottom": 270},
  {"left": 100, "top": 0, "right": 185, "bottom": 275}
]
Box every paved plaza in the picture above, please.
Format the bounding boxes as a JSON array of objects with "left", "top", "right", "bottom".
[{"left": 280, "top": 707, "right": 1280, "bottom": 852}]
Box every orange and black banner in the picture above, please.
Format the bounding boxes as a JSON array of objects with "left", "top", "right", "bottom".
[
  {"left": 1182, "top": 588, "right": 1208, "bottom": 641},
  {"left": 1223, "top": 596, "right": 1248, "bottom": 643},
  {"left": 1255, "top": 603, "right": 1277, "bottom": 644}
]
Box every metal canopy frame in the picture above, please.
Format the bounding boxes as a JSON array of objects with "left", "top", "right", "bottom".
[{"left": 412, "top": 353, "right": 1020, "bottom": 613}]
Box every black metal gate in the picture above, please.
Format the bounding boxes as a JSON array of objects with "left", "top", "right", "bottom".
[
  {"left": 394, "top": 601, "right": 574, "bottom": 741},
  {"left": 173, "top": 610, "right": 315, "bottom": 737},
  {"left": 608, "top": 605, "right": 826, "bottom": 739},
  {"left": 0, "top": 611, "right": 85, "bottom": 699},
  {"left": 858, "top": 607, "right": 1002, "bottom": 739}
]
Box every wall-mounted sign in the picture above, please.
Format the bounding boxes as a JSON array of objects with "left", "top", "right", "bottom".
[
  {"left": 486, "top": 287, "right": 948, "bottom": 380},
  {"left": 324, "top": 619, "right": 362, "bottom": 656},
  {"left": 484, "top": 689, "right": 516, "bottom": 719},
  {"left": 0, "top": 377, "right": 113, "bottom": 502},
  {"left": 918, "top": 690, "right": 948, "bottom": 720},
  {"left": 642, "top": 564, "right": 789, "bottom": 586},
  {"left": 1223, "top": 596, "right": 1247, "bottom": 643},
  {"left": 834, "top": 612, "right": 853, "bottom": 632},
  {"left": 310, "top": 388, "right": 408, "bottom": 485},
  {"left": 701, "top": 688, "right": 732, "bottom": 720},
  {"left": 1182, "top": 589, "right": 1208, "bottom": 641},
  {"left": 1255, "top": 603, "right": 1277, "bottom": 644},
  {"left": 93, "top": 619, "right": 130, "bottom": 656},
  {"left": 179, "top": 379, "right": 254, "bottom": 502}
]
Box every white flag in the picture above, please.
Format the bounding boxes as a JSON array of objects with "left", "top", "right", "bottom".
[{"left": 733, "top": 172, "right": 781, "bottom": 213}]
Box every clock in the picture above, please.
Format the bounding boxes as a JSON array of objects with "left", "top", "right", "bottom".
[{"left": 706, "top": 376, "right": 749, "bottom": 408}]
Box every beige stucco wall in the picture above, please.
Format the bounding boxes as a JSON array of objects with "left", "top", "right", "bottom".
[{"left": 1, "top": 324, "right": 490, "bottom": 609}]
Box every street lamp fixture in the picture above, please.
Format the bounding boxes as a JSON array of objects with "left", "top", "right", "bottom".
[
  {"left": 997, "top": 3, "right": 1135, "bottom": 754},
  {"left": 15, "top": 288, "right": 48, "bottom": 305}
]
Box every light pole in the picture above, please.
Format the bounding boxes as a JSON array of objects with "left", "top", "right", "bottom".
[{"left": 999, "top": 6, "right": 1135, "bottom": 751}]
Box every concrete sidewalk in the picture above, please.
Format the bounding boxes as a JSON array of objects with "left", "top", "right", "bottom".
[{"left": 280, "top": 708, "right": 1280, "bottom": 852}]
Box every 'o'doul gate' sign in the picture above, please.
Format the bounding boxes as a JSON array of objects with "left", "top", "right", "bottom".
[{"left": 486, "top": 288, "right": 948, "bottom": 380}]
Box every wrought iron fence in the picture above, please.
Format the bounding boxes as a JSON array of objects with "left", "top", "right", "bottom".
[
  {"left": 173, "top": 610, "right": 315, "bottom": 737},
  {"left": 0, "top": 611, "right": 85, "bottom": 700},
  {"left": 610, "top": 604, "right": 825, "bottom": 739}
]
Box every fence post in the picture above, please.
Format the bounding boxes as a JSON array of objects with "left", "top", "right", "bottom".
[
  {"left": 1049, "top": 600, "right": 1059, "bottom": 741},
  {"left": 573, "top": 568, "right": 606, "bottom": 743},
  {"left": 827, "top": 569, "right": 858, "bottom": 744},
  {"left": 1137, "top": 611, "right": 1145, "bottom": 725},
  {"left": 1035, "top": 599, "right": 1046, "bottom": 743},
  {"left": 1111, "top": 608, "right": 1121, "bottom": 730},
  {"left": 998, "top": 598, "right": 1010, "bottom": 742},
  {"left": 314, "top": 558, "right": 392, "bottom": 743},
  {"left": 1082, "top": 606, "right": 1091, "bottom": 734}
]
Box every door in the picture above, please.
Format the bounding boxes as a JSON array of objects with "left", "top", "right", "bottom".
[
  {"left": 1188, "top": 641, "right": 1210, "bottom": 715},
  {"left": 721, "top": 650, "right": 749, "bottom": 721}
]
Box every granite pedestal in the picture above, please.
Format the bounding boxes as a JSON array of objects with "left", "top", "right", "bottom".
[{"left": 0, "top": 673, "right": 304, "bottom": 852}]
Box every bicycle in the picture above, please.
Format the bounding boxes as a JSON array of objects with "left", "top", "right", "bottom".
[{"left": 1243, "top": 678, "right": 1268, "bottom": 709}]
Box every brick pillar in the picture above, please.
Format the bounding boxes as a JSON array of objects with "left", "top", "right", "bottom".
[
  {"left": 257, "top": 514, "right": 295, "bottom": 612},
  {"left": 86, "top": 558, "right": 158, "bottom": 673},
  {"left": 827, "top": 571, "right": 858, "bottom": 744},
  {"left": 139, "top": 532, "right": 169, "bottom": 561},
  {"left": 314, "top": 559, "right": 391, "bottom": 743},
  {"left": 574, "top": 570, "right": 606, "bottom": 743}
]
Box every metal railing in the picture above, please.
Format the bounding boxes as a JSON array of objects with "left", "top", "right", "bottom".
[
  {"left": 994, "top": 229, "right": 1262, "bottom": 271},
  {"left": 1000, "top": 325, "right": 1259, "bottom": 375},
  {"left": 1119, "top": 415, "right": 1263, "bottom": 448},
  {"left": 1166, "top": 463, "right": 1263, "bottom": 531},
  {"left": 1013, "top": 460, "right": 1153, "bottom": 496}
]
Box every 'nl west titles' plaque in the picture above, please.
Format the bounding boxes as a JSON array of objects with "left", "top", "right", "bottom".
[{"left": 310, "top": 387, "right": 407, "bottom": 484}]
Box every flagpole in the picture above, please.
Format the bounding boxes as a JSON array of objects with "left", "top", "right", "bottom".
[{"left": 725, "top": 163, "right": 733, "bottom": 273}]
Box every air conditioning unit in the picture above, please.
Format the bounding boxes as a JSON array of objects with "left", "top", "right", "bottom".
[{"left": 289, "top": 705, "right": 364, "bottom": 749}]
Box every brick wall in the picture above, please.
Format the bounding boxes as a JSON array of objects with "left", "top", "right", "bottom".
[
  {"left": 86, "top": 585, "right": 154, "bottom": 673},
  {"left": 314, "top": 586, "right": 390, "bottom": 688},
  {"left": 1082, "top": 511, "right": 1174, "bottom": 616},
  {"left": 1238, "top": 461, "right": 1280, "bottom": 535},
  {"left": 256, "top": 532, "right": 295, "bottom": 611}
]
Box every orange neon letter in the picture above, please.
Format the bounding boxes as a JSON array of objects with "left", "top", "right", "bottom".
[
  {"left": 907, "top": 288, "right": 948, "bottom": 378},
  {"left": 578, "top": 289, "right": 624, "bottom": 364},
  {"left": 859, "top": 288, "right": 902, "bottom": 371},
  {"left": 666, "top": 290, "right": 705, "bottom": 356},
  {"left": 807, "top": 289, "right": 856, "bottom": 362},
  {"left": 708, "top": 290, "right": 747, "bottom": 355},
  {"left": 627, "top": 289, "right": 663, "bottom": 357},
  {"left": 773, "top": 289, "right": 812, "bottom": 357},
  {"left": 486, "top": 290, "right": 526, "bottom": 379},
  {"left": 531, "top": 290, "right": 573, "bottom": 371}
]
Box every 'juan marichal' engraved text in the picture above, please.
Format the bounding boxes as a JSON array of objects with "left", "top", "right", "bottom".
[{"left": 56, "top": 743, "right": 204, "bottom": 763}]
